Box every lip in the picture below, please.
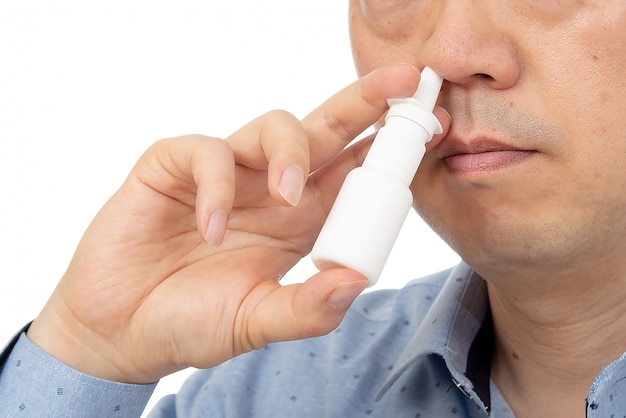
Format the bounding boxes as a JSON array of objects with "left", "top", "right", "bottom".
[{"left": 438, "top": 138, "right": 538, "bottom": 176}]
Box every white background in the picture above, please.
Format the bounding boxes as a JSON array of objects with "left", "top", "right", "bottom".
[{"left": 0, "top": 1, "right": 459, "bottom": 414}]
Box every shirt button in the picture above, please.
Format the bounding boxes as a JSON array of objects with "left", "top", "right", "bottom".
[{"left": 451, "top": 377, "right": 472, "bottom": 399}]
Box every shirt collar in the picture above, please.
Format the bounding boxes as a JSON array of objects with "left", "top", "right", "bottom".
[{"left": 376, "top": 262, "right": 491, "bottom": 411}]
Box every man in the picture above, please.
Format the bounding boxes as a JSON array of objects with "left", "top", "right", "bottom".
[{"left": 2, "top": 1, "right": 626, "bottom": 417}]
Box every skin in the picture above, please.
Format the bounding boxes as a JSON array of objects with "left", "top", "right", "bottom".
[
  {"left": 25, "top": 1, "right": 626, "bottom": 416},
  {"left": 350, "top": 0, "right": 626, "bottom": 416},
  {"left": 27, "top": 65, "right": 451, "bottom": 384}
]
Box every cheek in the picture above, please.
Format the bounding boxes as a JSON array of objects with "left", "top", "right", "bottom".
[
  {"left": 355, "top": 0, "right": 427, "bottom": 38},
  {"left": 510, "top": 3, "right": 626, "bottom": 176},
  {"left": 349, "top": 0, "right": 432, "bottom": 76},
  {"left": 349, "top": 16, "right": 396, "bottom": 77},
  {"left": 558, "top": 45, "right": 626, "bottom": 177}
]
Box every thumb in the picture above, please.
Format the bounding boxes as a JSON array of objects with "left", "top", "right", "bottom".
[{"left": 252, "top": 269, "right": 369, "bottom": 345}]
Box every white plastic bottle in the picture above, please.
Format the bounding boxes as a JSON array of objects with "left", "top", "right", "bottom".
[{"left": 311, "top": 67, "right": 444, "bottom": 286}]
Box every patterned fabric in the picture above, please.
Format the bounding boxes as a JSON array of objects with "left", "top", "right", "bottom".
[{"left": 1, "top": 263, "right": 625, "bottom": 417}]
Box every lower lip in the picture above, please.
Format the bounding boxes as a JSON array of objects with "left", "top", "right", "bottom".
[{"left": 443, "top": 150, "right": 537, "bottom": 175}]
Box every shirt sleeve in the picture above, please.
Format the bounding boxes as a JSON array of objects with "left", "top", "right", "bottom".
[{"left": 0, "top": 328, "right": 157, "bottom": 418}]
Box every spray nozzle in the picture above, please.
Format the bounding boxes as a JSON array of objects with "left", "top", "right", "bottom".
[
  {"left": 311, "top": 67, "right": 445, "bottom": 284},
  {"left": 412, "top": 67, "right": 444, "bottom": 110},
  {"left": 385, "top": 67, "right": 444, "bottom": 137}
]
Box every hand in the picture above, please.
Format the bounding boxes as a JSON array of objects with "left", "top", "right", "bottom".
[{"left": 27, "top": 64, "right": 451, "bottom": 384}]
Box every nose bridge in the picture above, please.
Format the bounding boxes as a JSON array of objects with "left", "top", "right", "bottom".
[{"left": 420, "top": 1, "right": 520, "bottom": 88}]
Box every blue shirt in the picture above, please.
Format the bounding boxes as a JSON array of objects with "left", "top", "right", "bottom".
[{"left": 1, "top": 263, "right": 625, "bottom": 417}]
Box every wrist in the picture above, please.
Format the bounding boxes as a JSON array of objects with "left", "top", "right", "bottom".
[{"left": 26, "top": 296, "right": 139, "bottom": 384}]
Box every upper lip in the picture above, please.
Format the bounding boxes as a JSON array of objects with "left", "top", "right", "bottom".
[{"left": 436, "top": 136, "right": 531, "bottom": 159}]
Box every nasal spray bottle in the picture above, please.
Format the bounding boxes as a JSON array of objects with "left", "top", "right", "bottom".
[{"left": 311, "top": 67, "right": 444, "bottom": 286}]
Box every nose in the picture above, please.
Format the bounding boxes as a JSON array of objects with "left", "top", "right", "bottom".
[{"left": 418, "top": 2, "right": 521, "bottom": 90}]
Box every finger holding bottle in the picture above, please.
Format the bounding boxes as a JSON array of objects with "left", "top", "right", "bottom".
[{"left": 25, "top": 64, "right": 449, "bottom": 385}]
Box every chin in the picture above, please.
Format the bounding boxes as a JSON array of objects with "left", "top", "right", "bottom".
[{"left": 420, "top": 204, "right": 585, "bottom": 279}]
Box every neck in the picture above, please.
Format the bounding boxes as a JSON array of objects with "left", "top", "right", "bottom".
[{"left": 485, "top": 264, "right": 626, "bottom": 417}]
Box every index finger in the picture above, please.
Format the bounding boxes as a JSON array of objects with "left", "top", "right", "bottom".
[{"left": 302, "top": 64, "right": 422, "bottom": 171}]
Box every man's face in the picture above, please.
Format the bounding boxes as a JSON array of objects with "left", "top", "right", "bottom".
[{"left": 349, "top": 1, "right": 626, "bottom": 276}]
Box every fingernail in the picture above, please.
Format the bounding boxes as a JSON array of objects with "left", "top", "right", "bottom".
[
  {"left": 327, "top": 280, "right": 369, "bottom": 308},
  {"left": 205, "top": 210, "right": 228, "bottom": 246},
  {"left": 398, "top": 62, "right": 420, "bottom": 73},
  {"left": 278, "top": 165, "right": 305, "bottom": 206}
]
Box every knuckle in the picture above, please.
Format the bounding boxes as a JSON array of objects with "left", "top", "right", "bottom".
[
  {"left": 294, "top": 320, "right": 334, "bottom": 340},
  {"left": 323, "top": 105, "right": 352, "bottom": 142},
  {"left": 263, "top": 109, "right": 299, "bottom": 123},
  {"left": 185, "top": 133, "right": 213, "bottom": 142},
  {"left": 261, "top": 110, "right": 304, "bottom": 136}
]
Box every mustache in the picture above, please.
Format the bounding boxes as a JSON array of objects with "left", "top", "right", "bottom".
[{"left": 438, "top": 87, "right": 565, "bottom": 147}]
